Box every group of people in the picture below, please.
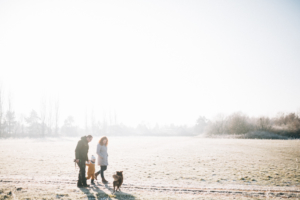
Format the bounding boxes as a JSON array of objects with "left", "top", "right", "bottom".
[{"left": 74, "top": 135, "right": 109, "bottom": 187}]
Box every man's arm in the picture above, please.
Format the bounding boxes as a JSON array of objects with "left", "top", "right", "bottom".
[
  {"left": 84, "top": 145, "right": 89, "bottom": 162},
  {"left": 75, "top": 140, "right": 82, "bottom": 160}
]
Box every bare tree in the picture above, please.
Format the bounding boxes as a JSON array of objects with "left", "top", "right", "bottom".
[
  {"left": 257, "top": 117, "right": 272, "bottom": 131},
  {"left": 109, "top": 109, "right": 112, "bottom": 126},
  {"left": 19, "top": 114, "right": 25, "bottom": 136},
  {"left": 206, "top": 114, "right": 227, "bottom": 135},
  {"left": 0, "top": 82, "right": 3, "bottom": 137},
  {"left": 85, "top": 107, "right": 89, "bottom": 134},
  {"left": 114, "top": 110, "right": 117, "bottom": 125},
  {"left": 195, "top": 116, "right": 208, "bottom": 134},
  {"left": 102, "top": 110, "right": 107, "bottom": 135},
  {"left": 6, "top": 91, "right": 16, "bottom": 136},
  {"left": 40, "top": 96, "right": 47, "bottom": 137},
  {"left": 26, "top": 110, "right": 40, "bottom": 137},
  {"left": 54, "top": 97, "right": 59, "bottom": 136},
  {"left": 47, "top": 98, "right": 53, "bottom": 135},
  {"left": 91, "top": 108, "right": 99, "bottom": 135},
  {"left": 61, "top": 116, "right": 78, "bottom": 136}
]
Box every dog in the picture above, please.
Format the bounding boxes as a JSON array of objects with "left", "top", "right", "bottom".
[{"left": 112, "top": 171, "right": 123, "bottom": 192}]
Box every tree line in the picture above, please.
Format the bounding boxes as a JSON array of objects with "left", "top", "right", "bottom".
[
  {"left": 0, "top": 87, "right": 60, "bottom": 137},
  {"left": 0, "top": 83, "right": 196, "bottom": 137},
  {"left": 0, "top": 83, "right": 299, "bottom": 138}
]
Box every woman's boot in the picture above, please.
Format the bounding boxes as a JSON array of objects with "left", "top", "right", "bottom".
[
  {"left": 102, "top": 178, "right": 108, "bottom": 184},
  {"left": 103, "top": 178, "right": 109, "bottom": 184},
  {"left": 91, "top": 179, "right": 95, "bottom": 185}
]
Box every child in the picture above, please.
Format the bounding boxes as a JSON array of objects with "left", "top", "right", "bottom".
[{"left": 86, "top": 155, "right": 96, "bottom": 185}]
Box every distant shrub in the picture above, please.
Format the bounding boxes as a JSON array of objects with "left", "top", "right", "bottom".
[
  {"left": 205, "top": 115, "right": 227, "bottom": 135},
  {"left": 272, "top": 113, "right": 300, "bottom": 138},
  {"left": 194, "top": 116, "right": 208, "bottom": 134},
  {"left": 225, "top": 113, "right": 253, "bottom": 135},
  {"left": 206, "top": 113, "right": 253, "bottom": 135},
  {"left": 204, "top": 112, "right": 300, "bottom": 138},
  {"left": 255, "top": 117, "right": 272, "bottom": 132},
  {"left": 242, "top": 131, "right": 289, "bottom": 139}
]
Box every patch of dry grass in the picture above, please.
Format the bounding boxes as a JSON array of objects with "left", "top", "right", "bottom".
[{"left": 0, "top": 137, "right": 299, "bottom": 199}]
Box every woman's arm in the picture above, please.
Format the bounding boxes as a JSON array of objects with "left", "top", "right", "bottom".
[
  {"left": 96, "top": 144, "right": 101, "bottom": 156},
  {"left": 96, "top": 144, "right": 104, "bottom": 158}
]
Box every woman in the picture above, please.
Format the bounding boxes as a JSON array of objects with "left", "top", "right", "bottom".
[{"left": 95, "top": 136, "right": 109, "bottom": 184}]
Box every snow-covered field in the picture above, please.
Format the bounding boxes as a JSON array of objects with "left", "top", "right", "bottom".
[{"left": 0, "top": 137, "right": 299, "bottom": 199}]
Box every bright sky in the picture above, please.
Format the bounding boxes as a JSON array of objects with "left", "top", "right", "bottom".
[{"left": 0, "top": 0, "right": 300, "bottom": 127}]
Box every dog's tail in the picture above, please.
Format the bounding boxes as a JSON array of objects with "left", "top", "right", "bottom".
[{"left": 113, "top": 175, "right": 119, "bottom": 181}]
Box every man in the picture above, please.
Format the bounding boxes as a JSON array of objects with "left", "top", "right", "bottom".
[{"left": 75, "top": 135, "right": 93, "bottom": 187}]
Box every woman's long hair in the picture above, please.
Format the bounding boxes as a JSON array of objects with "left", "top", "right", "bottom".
[{"left": 99, "top": 136, "right": 108, "bottom": 146}]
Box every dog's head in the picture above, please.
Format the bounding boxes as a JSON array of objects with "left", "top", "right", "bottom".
[{"left": 116, "top": 171, "right": 123, "bottom": 177}]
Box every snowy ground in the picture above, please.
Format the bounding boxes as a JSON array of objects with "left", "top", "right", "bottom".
[{"left": 0, "top": 137, "right": 299, "bottom": 199}]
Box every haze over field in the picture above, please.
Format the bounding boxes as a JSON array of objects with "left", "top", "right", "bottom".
[
  {"left": 1, "top": 2, "right": 300, "bottom": 199},
  {"left": 1, "top": 0, "right": 300, "bottom": 127}
]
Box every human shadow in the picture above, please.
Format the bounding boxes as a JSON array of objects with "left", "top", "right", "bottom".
[
  {"left": 79, "top": 183, "right": 136, "bottom": 200},
  {"left": 79, "top": 185, "right": 111, "bottom": 200}
]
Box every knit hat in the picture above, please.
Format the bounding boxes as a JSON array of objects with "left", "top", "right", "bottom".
[{"left": 91, "top": 155, "right": 96, "bottom": 160}]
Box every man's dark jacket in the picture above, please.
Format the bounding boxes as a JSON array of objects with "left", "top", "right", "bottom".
[{"left": 75, "top": 136, "right": 89, "bottom": 162}]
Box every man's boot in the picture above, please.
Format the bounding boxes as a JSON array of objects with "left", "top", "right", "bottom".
[
  {"left": 82, "top": 177, "right": 90, "bottom": 187},
  {"left": 82, "top": 183, "right": 90, "bottom": 187},
  {"left": 77, "top": 173, "right": 83, "bottom": 187},
  {"left": 77, "top": 181, "right": 83, "bottom": 187},
  {"left": 91, "top": 179, "right": 95, "bottom": 185},
  {"left": 94, "top": 172, "right": 99, "bottom": 180}
]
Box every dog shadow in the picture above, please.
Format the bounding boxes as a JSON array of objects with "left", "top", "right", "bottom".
[
  {"left": 79, "top": 183, "right": 136, "bottom": 200},
  {"left": 104, "top": 184, "right": 136, "bottom": 200}
]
